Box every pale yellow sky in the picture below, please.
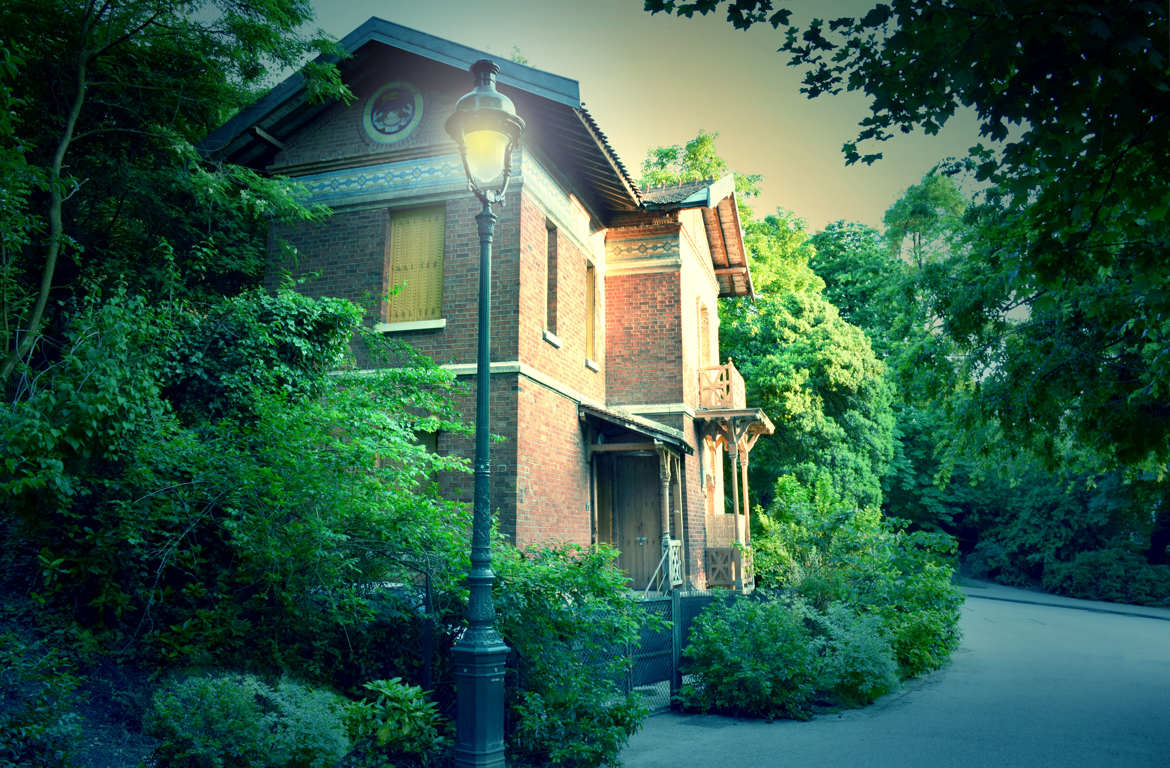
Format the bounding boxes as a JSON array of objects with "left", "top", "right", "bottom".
[{"left": 308, "top": 0, "right": 985, "bottom": 231}]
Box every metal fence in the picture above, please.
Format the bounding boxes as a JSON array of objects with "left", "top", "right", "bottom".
[{"left": 620, "top": 589, "right": 741, "bottom": 711}]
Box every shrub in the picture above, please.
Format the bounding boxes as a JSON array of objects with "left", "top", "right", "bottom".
[
  {"left": 0, "top": 631, "right": 82, "bottom": 768},
  {"left": 813, "top": 603, "right": 900, "bottom": 706},
  {"left": 1, "top": 292, "right": 471, "bottom": 678},
  {"left": 679, "top": 595, "right": 820, "bottom": 721},
  {"left": 144, "top": 672, "right": 350, "bottom": 768},
  {"left": 752, "top": 475, "right": 963, "bottom": 679},
  {"left": 343, "top": 678, "right": 448, "bottom": 767},
  {"left": 1043, "top": 549, "right": 1170, "bottom": 607},
  {"left": 493, "top": 543, "right": 650, "bottom": 767}
]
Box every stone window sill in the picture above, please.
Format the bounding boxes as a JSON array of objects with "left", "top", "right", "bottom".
[
  {"left": 542, "top": 329, "right": 563, "bottom": 348},
  {"left": 376, "top": 319, "right": 447, "bottom": 333},
  {"left": 585, "top": 358, "right": 600, "bottom": 372}
]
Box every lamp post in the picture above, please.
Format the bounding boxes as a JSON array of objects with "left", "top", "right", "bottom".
[{"left": 445, "top": 58, "right": 524, "bottom": 768}]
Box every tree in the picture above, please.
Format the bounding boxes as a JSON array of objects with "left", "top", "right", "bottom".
[
  {"left": 808, "top": 221, "right": 905, "bottom": 356},
  {"left": 809, "top": 219, "right": 970, "bottom": 530},
  {"left": 644, "top": 0, "right": 1170, "bottom": 469},
  {"left": 721, "top": 267, "right": 895, "bottom": 509},
  {"left": 641, "top": 129, "right": 762, "bottom": 216},
  {"left": 1, "top": 289, "right": 472, "bottom": 669},
  {"left": 641, "top": 133, "right": 894, "bottom": 509},
  {"left": 882, "top": 171, "right": 965, "bottom": 269},
  {"left": 0, "top": 0, "right": 350, "bottom": 386}
]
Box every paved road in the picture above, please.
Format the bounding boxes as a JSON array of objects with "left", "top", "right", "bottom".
[{"left": 621, "top": 584, "right": 1170, "bottom": 767}]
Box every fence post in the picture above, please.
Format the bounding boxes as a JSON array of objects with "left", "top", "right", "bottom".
[{"left": 670, "top": 589, "right": 682, "bottom": 704}]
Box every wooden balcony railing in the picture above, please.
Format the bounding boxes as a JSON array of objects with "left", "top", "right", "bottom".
[{"left": 699, "top": 360, "right": 746, "bottom": 410}]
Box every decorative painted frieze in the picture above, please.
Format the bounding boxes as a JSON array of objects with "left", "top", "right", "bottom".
[
  {"left": 605, "top": 233, "right": 681, "bottom": 275},
  {"left": 297, "top": 153, "right": 467, "bottom": 205}
]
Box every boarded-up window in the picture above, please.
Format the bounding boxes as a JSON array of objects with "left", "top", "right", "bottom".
[
  {"left": 385, "top": 206, "right": 445, "bottom": 323},
  {"left": 545, "top": 220, "right": 558, "bottom": 332},
  {"left": 700, "top": 303, "right": 711, "bottom": 369},
  {"left": 585, "top": 262, "right": 597, "bottom": 360}
]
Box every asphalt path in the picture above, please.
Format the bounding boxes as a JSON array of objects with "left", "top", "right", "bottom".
[{"left": 620, "top": 583, "right": 1170, "bottom": 767}]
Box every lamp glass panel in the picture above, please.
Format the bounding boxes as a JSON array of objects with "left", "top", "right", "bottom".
[{"left": 464, "top": 129, "right": 510, "bottom": 186}]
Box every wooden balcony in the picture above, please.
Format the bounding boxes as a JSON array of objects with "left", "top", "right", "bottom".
[
  {"left": 705, "top": 546, "right": 753, "bottom": 589},
  {"left": 699, "top": 361, "right": 746, "bottom": 410}
]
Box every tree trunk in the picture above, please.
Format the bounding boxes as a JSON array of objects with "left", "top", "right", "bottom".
[{"left": 0, "top": 46, "right": 89, "bottom": 385}]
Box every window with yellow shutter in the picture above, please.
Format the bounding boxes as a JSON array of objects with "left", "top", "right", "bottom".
[{"left": 384, "top": 205, "right": 445, "bottom": 327}]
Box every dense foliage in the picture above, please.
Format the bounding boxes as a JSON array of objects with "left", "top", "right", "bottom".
[
  {"left": 720, "top": 258, "right": 894, "bottom": 510},
  {"left": 494, "top": 544, "right": 648, "bottom": 768},
  {"left": 145, "top": 673, "right": 351, "bottom": 768},
  {"left": 755, "top": 477, "right": 963, "bottom": 675},
  {"left": 0, "top": 0, "right": 349, "bottom": 385},
  {"left": 680, "top": 595, "right": 820, "bottom": 720},
  {"left": 681, "top": 477, "right": 961, "bottom": 719},
  {"left": 2, "top": 291, "right": 470, "bottom": 674}
]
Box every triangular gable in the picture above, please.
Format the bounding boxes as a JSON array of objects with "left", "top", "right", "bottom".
[{"left": 200, "top": 17, "right": 641, "bottom": 224}]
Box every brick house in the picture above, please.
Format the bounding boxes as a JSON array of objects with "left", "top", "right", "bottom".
[{"left": 203, "top": 18, "right": 772, "bottom": 591}]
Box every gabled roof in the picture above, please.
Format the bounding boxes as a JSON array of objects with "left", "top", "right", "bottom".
[
  {"left": 639, "top": 176, "right": 754, "bottom": 298},
  {"left": 640, "top": 175, "right": 736, "bottom": 210},
  {"left": 199, "top": 17, "right": 642, "bottom": 223}
]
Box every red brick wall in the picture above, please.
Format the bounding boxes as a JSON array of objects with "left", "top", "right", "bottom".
[
  {"left": 437, "top": 375, "right": 520, "bottom": 541},
  {"left": 434, "top": 370, "right": 591, "bottom": 549},
  {"left": 517, "top": 192, "right": 605, "bottom": 402},
  {"left": 514, "top": 378, "right": 592, "bottom": 546},
  {"left": 269, "top": 187, "right": 525, "bottom": 367},
  {"left": 604, "top": 271, "right": 682, "bottom": 406},
  {"left": 268, "top": 208, "right": 387, "bottom": 307}
]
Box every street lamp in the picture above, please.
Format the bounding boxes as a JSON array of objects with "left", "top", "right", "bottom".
[{"left": 445, "top": 58, "right": 524, "bottom": 768}]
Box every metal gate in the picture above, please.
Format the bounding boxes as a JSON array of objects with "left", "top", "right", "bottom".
[{"left": 622, "top": 590, "right": 731, "bottom": 711}]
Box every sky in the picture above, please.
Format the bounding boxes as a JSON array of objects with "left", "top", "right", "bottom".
[{"left": 309, "top": 0, "right": 985, "bottom": 231}]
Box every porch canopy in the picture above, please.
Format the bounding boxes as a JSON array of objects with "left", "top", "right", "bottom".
[
  {"left": 579, "top": 404, "right": 690, "bottom": 592},
  {"left": 579, "top": 403, "right": 692, "bottom": 457}
]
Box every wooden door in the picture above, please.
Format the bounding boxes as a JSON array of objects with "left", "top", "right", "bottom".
[
  {"left": 613, "top": 455, "right": 662, "bottom": 589},
  {"left": 595, "top": 454, "right": 615, "bottom": 547}
]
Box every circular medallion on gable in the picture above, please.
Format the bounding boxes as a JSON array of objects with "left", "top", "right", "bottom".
[{"left": 363, "top": 81, "right": 423, "bottom": 144}]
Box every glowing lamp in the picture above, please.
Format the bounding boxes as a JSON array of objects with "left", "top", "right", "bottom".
[{"left": 445, "top": 59, "right": 525, "bottom": 199}]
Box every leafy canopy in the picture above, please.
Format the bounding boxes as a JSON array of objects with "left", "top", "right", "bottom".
[
  {"left": 641, "top": 129, "right": 763, "bottom": 216},
  {"left": 645, "top": 0, "right": 1170, "bottom": 468},
  {"left": 0, "top": 0, "right": 350, "bottom": 385}
]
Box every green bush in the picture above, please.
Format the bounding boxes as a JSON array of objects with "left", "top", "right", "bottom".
[
  {"left": 0, "top": 631, "right": 82, "bottom": 768},
  {"left": 1, "top": 292, "right": 471, "bottom": 677},
  {"left": 752, "top": 475, "right": 963, "bottom": 679},
  {"left": 1043, "top": 549, "right": 1170, "bottom": 607},
  {"left": 494, "top": 543, "right": 649, "bottom": 767},
  {"left": 680, "top": 596, "right": 820, "bottom": 721},
  {"left": 680, "top": 596, "right": 902, "bottom": 719},
  {"left": 144, "top": 672, "right": 350, "bottom": 768},
  {"left": 343, "top": 677, "right": 448, "bottom": 767},
  {"left": 813, "top": 603, "right": 900, "bottom": 706},
  {"left": 957, "top": 460, "right": 1161, "bottom": 591}
]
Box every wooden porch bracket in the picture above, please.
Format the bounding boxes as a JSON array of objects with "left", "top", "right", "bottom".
[{"left": 695, "top": 407, "right": 774, "bottom": 591}]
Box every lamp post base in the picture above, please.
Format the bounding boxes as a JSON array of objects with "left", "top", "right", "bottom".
[{"left": 453, "top": 630, "right": 509, "bottom": 768}]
